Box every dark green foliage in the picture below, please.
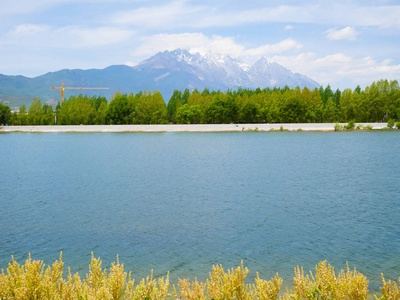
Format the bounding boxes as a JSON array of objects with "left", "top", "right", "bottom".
[
  {"left": 319, "top": 85, "right": 334, "bottom": 105},
  {"left": 176, "top": 104, "right": 202, "bottom": 124},
  {"left": 238, "top": 99, "right": 260, "bottom": 123},
  {"left": 205, "top": 93, "right": 238, "bottom": 124},
  {"left": 27, "top": 98, "right": 44, "bottom": 125},
  {"left": 90, "top": 96, "right": 108, "bottom": 111},
  {"left": 323, "top": 98, "right": 338, "bottom": 122},
  {"left": 17, "top": 104, "right": 28, "bottom": 125},
  {"left": 387, "top": 118, "right": 395, "bottom": 129},
  {"left": 42, "top": 104, "right": 54, "bottom": 125},
  {"left": 167, "top": 90, "right": 183, "bottom": 123},
  {"left": 182, "top": 88, "right": 190, "bottom": 104},
  {"left": 106, "top": 94, "right": 131, "bottom": 124},
  {"left": 345, "top": 120, "right": 356, "bottom": 130},
  {"left": 0, "top": 102, "right": 11, "bottom": 125}
]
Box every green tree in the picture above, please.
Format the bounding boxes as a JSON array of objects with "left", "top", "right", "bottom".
[
  {"left": 27, "top": 98, "right": 44, "bottom": 125},
  {"left": 333, "top": 89, "right": 341, "bottom": 106},
  {"left": 182, "top": 88, "right": 190, "bottom": 104},
  {"left": 302, "top": 87, "right": 323, "bottom": 122},
  {"left": 0, "top": 102, "right": 12, "bottom": 125},
  {"left": 106, "top": 94, "right": 131, "bottom": 124},
  {"left": 18, "top": 104, "right": 28, "bottom": 125},
  {"left": 388, "top": 80, "right": 400, "bottom": 120},
  {"left": 322, "top": 98, "right": 338, "bottom": 122},
  {"left": 363, "top": 81, "right": 386, "bottom": 122},
  {"left": 387, "top": 118, "right": 395, "bottom": 129},
  {"left": 319, "top": 85, "right": 334, "bottom": 105},
  {"left": 238, "top": 97, "right": 260, "bottom": 123},
  {"left": 95, "top": 101, "right": 108, "bottom": 125},
  {"left": 340, "top": 89, "right": 360, "bottom": 121},
  {"left": 279, "top": 89, "right": 306, "bottom": 123},
  {"left": 90, "top": 96, "right": 107, "bottom": 111},
  {"left": 58, "top": 95, "right": 96, "bottom": 125},
  {"left": 176, "top": 104, "right": 202, "bottom": 124},
  {"left": 201, "top": 88, "right": 210, "bottom": 96},
  {"left": 167, "top": 90, "right": 183, "bottom": 123},
  {"left": 135, "top": 90, "right": 167, "bottom": 124},
  {"left": 205, "top": 93, "right": 238, "bottom": 124},
  {"left": 42, "top": 104, "right": 54, "bottom": 125},
  {"left": 188, "top": 90, "right": 210, "bottom": 123}
]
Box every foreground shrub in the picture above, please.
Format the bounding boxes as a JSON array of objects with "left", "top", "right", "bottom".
[
  {"left": 0, "top": 253, "right": 169, "bottom": 300},
  {"left": 345, "top": 120, "right": 356, "bottom": 130},
  {"left": 334, "top": 122, "right": 343, "bottom": 131},
  {"left": 1, "top": 255, "right": 397, "bottom": 300},
  {"left": 282, "top": 261, "right": 368, "bottom": 300},
  {"left": 377, "top": 274, "right": 400, "bottom": 300},
  {"left": 175, "top": 262, "right": 282, "bottom": 300},
  {"left": 387, "top": 119, "right": 395, "bottom": 129}
]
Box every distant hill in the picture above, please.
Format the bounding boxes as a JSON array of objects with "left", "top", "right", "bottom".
[{"left": 0, "top": 49, "right": 319, "bottom": 108}]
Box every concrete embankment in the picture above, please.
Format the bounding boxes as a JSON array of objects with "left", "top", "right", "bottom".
[{"left": 0, "top": 123, "right": 389, "bottom": 133}]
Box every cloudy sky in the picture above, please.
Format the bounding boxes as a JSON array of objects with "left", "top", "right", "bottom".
[{"left": 0, "top": 0, "right": 399, "bottom": 90}]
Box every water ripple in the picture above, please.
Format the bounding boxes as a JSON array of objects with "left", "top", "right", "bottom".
[{"left": 1, "top": 132, "right": 399, "bottom": 291}]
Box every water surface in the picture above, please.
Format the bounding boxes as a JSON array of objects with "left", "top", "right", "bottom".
[{"left": 1, "top": 131, "right": 399, "bottom": 291}]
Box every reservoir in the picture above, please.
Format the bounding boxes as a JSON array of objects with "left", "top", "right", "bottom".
[{"left": 1, "top": 131, "right": 399, "bottom": 292}]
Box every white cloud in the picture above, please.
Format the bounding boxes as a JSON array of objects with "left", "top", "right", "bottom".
[
  {"left": 246, "top": 39, "right": 302, "bottom": 57},
  {"left": 285, "top": 25, "right": 294, "bottom": 30},
  {"left": 14, "top": 24, "right": 51, "bottom": 35},
  {"left": 270, "top": 52, "right": 400, "bottom": 88},
  {"left": 131, "top": 33, "right": 221, "bottom": 56},
  {"left": 7, "top": 24, "right": 133, "bottom": 48},
  {"left": 112, "top": 0, "right": 208, "bottom": 28},
  {"left": 110, "top": 2, "right": 400, "bottom": 29},
  {"left": 131, "top": 33, "right": 302, "bottom": 60},
  {"left": 325, "top": 27, "right": 359, "bottom": 41},
  {"left": 68, "top": 27, "right": 133, "bottom": 47},
  {"left": 314, "top": 53, "right": 352, "bottom": 65}
]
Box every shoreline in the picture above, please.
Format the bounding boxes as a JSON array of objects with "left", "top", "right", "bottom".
[{"left": 0, "top": 123, "right": 390, "bottom": 133}]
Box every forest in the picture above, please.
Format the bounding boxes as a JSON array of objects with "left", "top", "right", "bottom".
[{"left": 1, "top": 79, "right": 399, "bottom": 126}]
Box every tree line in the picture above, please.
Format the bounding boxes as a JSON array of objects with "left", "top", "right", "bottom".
[{"left": 1, "top": 79, "right": 399, "bottom": 126}]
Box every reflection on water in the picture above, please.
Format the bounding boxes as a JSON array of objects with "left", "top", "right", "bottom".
[{"left": 1, "top": 131, "right": 400, "bottom": 292}]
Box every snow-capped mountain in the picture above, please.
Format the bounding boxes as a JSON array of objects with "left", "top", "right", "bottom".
[
  {"left": 0, "top": 49, "right": 319, "bottom": 104},
  {"left": 133, "top": 49, "right": 319, "bottom": 92}
]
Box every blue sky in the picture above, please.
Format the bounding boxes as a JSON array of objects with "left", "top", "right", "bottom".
[{"left": 0, "top": 0, "right": 399, "bottom": 90}]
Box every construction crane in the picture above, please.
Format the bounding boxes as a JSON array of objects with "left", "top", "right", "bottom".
[{"left": 51, "top": 82, "right": 109, "bottom": 103}]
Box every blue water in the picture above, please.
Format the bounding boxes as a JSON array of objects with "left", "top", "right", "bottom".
[{"left": 1, "top": 131, "right": 400, "bottom": 291}]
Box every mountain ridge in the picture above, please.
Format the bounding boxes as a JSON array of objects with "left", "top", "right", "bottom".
[{"left": 0, "top": 49, "right": 319, "bottom": 106}]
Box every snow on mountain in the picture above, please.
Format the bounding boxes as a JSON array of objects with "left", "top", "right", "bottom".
[
  {"left": 133, "top": 49, "right": 319, "bottom": 91},
  {"left": 0, "top": 49, "right": 319, "bottom": 104}
]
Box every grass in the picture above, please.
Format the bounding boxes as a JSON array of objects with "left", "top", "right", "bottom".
[{"left": 1, "top": 254, "right": 398, "bottom": 300}]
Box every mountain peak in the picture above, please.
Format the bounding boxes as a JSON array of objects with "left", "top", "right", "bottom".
[
  {"left": 255, "top": 56, "right": 269, "bottom": 65},
  {"left": 169, "top": 48, "right": 192, "bottom": 61},
  {"left": 0, "top": 49, "right": 319, "bottom": 102},
  {"left": 133, "top": 49, "right": 319, "bottom": 92}
]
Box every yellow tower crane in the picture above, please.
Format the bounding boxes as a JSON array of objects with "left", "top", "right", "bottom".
[{"left": 51, "top": 82, "right": 109, "bottom": 103}]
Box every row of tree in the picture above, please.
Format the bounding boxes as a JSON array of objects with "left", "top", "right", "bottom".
[{"left": 1, "top": 79, "right": 399, "bottom": 126}]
